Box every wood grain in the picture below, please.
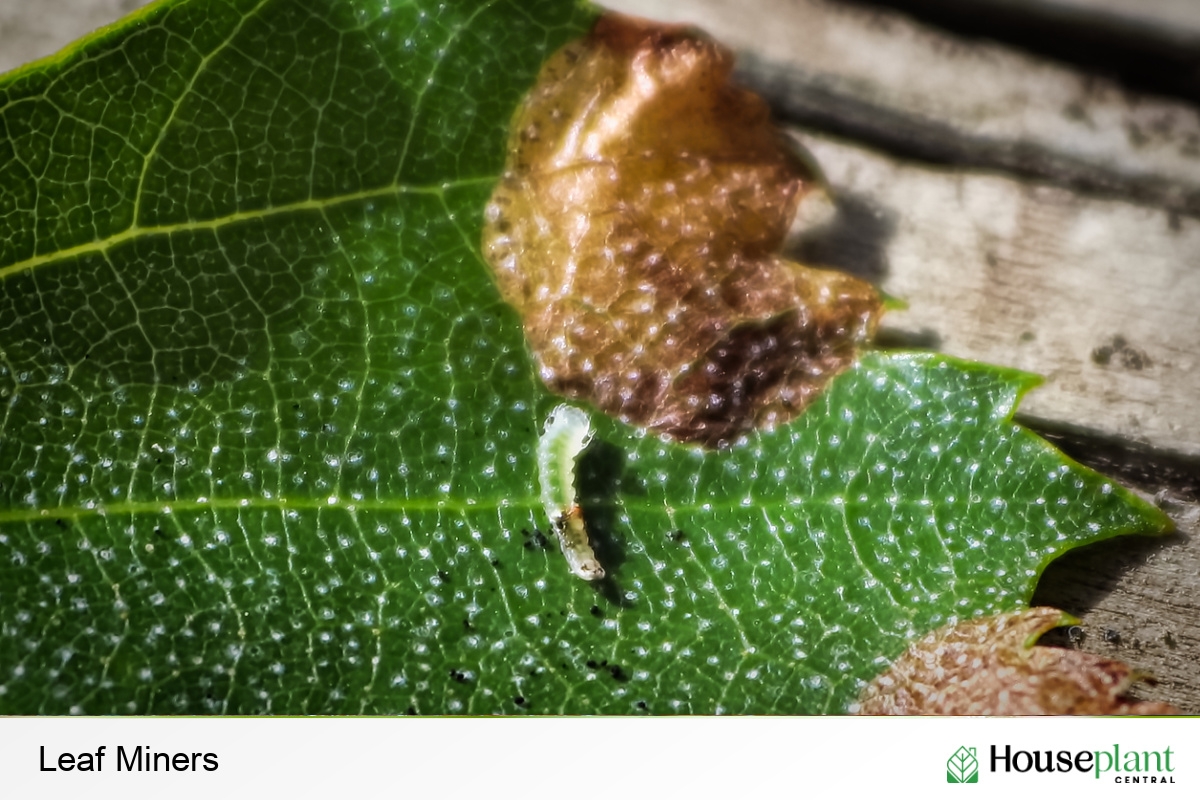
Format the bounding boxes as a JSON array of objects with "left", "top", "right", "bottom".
[
  {"left": 793, "top": 131, "right": 1200, "bottom": 459},
  {"left": 1024, "top": 0, "right": 1200, "bottom": 35},
  {"left": 607, "top": 0, "right": 1200, "bottom": 216},
  {"left": 843, "top": 0, "right": 1200, "bottom": 106}
]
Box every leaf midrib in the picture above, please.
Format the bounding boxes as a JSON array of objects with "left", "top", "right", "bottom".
[{"left": 0, "top": 492, "right": 979, "bottom": 524}]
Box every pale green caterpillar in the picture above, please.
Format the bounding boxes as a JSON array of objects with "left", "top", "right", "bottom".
[{"left": 537, "top": 404, "right": 604, "bottom": 581}]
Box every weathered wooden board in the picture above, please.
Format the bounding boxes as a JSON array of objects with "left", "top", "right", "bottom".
[
  {"left": 851, "top": 0, "right": 1200, "bottom": 104},
  {"left": 793, "top": 131, "right": 1200, "bottom": 460},
  {"left": 607, "top": 0, "right": 1200, "bottom": 217},
  {"left": 862, "top": 0, "right": 1200, "bottom": 48},
  {"left": 1024, "top": 0, "right": 1200, "bottom": 35}
]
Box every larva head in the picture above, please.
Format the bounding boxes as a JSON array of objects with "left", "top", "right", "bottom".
[{"left": 569, "top": 555, "right": 605, "bottom": 582}]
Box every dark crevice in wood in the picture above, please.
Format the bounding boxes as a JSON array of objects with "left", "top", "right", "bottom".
[
  {"left": 1027, "top": 423, "right": 1200, "bottom": 501},
  {"left": 1032, "top": 531, "right": 1183, "bottom": 618},
  {"left": 737, "top": 55, "right": 1200, "bottom": 218},
  {"left": 835, "top": 0, "right": 1200, "bottom": 107}
]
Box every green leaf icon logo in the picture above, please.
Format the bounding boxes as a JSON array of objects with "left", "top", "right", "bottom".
[{"left": 947, "top": 746, "right": 979, "bottom": 783}]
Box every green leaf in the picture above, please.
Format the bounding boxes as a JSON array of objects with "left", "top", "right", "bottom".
[{"left": 0, "top": 0, "right": 1169, "bottom": 714}]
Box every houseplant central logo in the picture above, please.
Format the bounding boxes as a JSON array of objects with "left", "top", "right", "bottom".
[
  {"left": 943, "top": 744, "right": 1176, "bottom": 784},
  {"left": 948, "top": 746, "right": 980, "bottom": 783}
]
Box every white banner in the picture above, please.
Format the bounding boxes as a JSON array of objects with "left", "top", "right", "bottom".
[{"left": 0, "top": 716, "right": 1192, "bottom": 799}]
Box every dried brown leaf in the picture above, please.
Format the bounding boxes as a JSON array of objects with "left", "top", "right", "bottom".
[
  {"left": 482, "top": 13, "right": 881, "bottom": 446},
  {"left": 854, "top": 607, "right": 1179, "bottom": 715}
]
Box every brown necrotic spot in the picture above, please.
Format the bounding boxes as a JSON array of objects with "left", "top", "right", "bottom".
[
  {"left": 482, "top": 12, "right": 881, "bottom": 447},
  {"left": 854, "top": 608, "right": 1179, "bottom": 715}
]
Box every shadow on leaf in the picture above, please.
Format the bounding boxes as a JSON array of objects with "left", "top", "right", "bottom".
[{"left": 577, "top": 437, "right": 643, "bottom": 606}]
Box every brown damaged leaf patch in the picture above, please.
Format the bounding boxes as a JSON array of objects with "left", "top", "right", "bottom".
[
  {"left": 854, "top": 608, "right": 1179, "bottom": 715},
  {"left": 482, "top": 13, "right": 881, "bottom": 447}
]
